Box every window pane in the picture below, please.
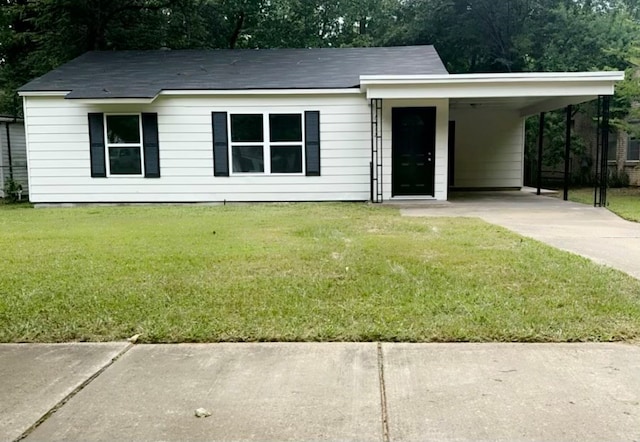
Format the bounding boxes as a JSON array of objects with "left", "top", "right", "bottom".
[
  {"left": 109, "top": 147, "right": 142, "bottom": 175},
  {"left": 628, "top": 139, "right": 640, "bottom": 161},
  {"left": 270, "top": 114, "right": 302, "bottom": 142},
  {"left": 607, "top": 132, "right": 617, "bottom": 161},
  {"left": 231, "top": 114, "right": 263, "bottom": 142},
  {"left": 107, "top": 115, "right": 140, "bottom": 144},
  {"left": 271, "top": 146, "right": 302, "bottom": 173},
  {"left": 232, "top": 146, "right": 264, "bottom": 173}
]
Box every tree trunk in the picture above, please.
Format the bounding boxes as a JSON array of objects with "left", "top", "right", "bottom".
[
  {"left": 616, "top": 129, "right": 629, "bottom": 174},
  {"left": 229, "top": 12, "right": 245, "bottom": 49},
  {"left": 359, "top": 17, "right": 367, "bottom": 35}
]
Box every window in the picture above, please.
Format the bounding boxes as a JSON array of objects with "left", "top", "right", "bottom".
[
  {"left": 231, "top": 114, "right": 263, "bottom": 142},
  {"left": 270, "top": 114, "right": 303, "bottom": 174},
  {"left": 230, "top": 114, "right": 264, "bottom": 173},
  {"left": 106, "top": 115, "right": 143, "bottom": 175},
  {"left": 212, "top": 111, "right": 319, "bottom": 177},
  {"left": 89, "top": 112, "right": 159, "bottom": 179},
  {"left": 607, "top": 132, "right": 617, "bottom": 161},
  {"left": 230, "top": 113, "right": 304, "bottom": 174},
  {"left": 628, "top": 138, "right": 640, "bottom": 161}
]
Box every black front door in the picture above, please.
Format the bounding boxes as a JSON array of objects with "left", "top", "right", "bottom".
[{"left": 392, "top": 107, "right": 436, "bottom": 196}]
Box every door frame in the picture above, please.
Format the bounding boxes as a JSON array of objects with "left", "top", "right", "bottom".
[{"left": 391, "top": 106, "right": 437, "bottom": 197}]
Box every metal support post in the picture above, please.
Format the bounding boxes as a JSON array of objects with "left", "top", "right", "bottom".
[
  {"left": 537, "top": 112, "right": 545, "bottom": 196},
  {"left": 563, "top": 105, "right": 572, "bottom": 201},
  {"left": 370, "top": 99, "right": 383, "bottom": 203}
]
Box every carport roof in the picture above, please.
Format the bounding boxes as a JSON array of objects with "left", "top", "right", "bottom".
[{"left": 360, "top": 72, "right": 625, "bottom": 116}]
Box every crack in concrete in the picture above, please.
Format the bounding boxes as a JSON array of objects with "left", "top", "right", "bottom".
[
  {"left": 377, "top": 342, "right": 390, "bottom": 442},
  {"left": 13, "top": 342, "right": 135, "bottom": 442}
]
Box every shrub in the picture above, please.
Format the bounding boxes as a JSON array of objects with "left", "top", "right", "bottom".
[{"left": 3, "top": 177, "right": 23, "bottom": 203}]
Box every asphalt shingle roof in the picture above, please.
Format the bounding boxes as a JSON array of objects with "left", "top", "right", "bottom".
[{"left": 19, "top": 46, "right": 448, "bottom": 99}]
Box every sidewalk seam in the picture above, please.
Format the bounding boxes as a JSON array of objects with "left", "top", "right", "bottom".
[
  {"left": 13, "top": 342, "right": 135, "bottom": 442},
  {"left": 377, "top": 342, "right": 390, "bottom": 442}
]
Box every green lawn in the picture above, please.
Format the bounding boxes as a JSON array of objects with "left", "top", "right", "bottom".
[
  {"left": 1, "top": 203, "right": 640, "bottom": 343},
  {"left": 568, "top": 187, "right": 640, "bottom": 222}
]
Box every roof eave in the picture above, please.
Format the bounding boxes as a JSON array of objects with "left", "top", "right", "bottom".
[
  {"left": 18, "top": 90, "right": 70, "bottom": 97},
  {"left": 19, "top": 87, "right": 364, "bottom": 101},
  {"left": 360, "top": 71, "right": 625, "bottom": 100},
  {"left": 159, "top": 88, "right": 362, "bottom": 96},
  {"left": 360, "top": 71, "right": 626, "bottom": 85}
]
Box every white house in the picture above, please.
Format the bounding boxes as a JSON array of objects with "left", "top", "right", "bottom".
[
  {"left": 17, "top": 46, "right": 623, "bottom": 204},
  {"left": 0, "top": 116, "right": 27, "bottom": 199}
]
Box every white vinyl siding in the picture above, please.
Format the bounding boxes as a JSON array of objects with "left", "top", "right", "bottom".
[
  {"left": 0, "top": 121, "right": 28, "bottom": 197},
  {"left": 24, "top": 95, "right": 372, "bottom": 203},
  {"left": 449, "top": 108, "right": 525, "bottom": 189}
]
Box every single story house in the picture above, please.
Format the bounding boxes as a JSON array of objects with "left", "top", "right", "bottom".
[
  {"left": 18, "top": 46, "right": 623, "bottom": 204},
  {"left": 0, "top": 116, "right": 28, "bottom": 199}
]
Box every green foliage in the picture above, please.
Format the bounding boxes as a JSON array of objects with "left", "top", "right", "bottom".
[
  {"left": 551, "top": 112, "right": 587, "bottom": 167},
  {"left": 524, "top": 110, "right": 589, "bottom": 173},
  {"left": 0, "top": 0, "right": 639, "bottom": 122},
  {"left": 3, "top": 177, "right": 23, "bottom": 203},
  {"left": 608, "top": 169, "right": 630, "bottom": 188}
]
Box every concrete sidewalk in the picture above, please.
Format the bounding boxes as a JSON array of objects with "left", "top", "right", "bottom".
[
  {"left": 2, "top": 343, "right": 639, "bottom": 441},
  {"left": 401, "top": 190, "right": 640, "bottom": 279}
]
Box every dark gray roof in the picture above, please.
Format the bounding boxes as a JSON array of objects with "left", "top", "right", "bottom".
[{"left": 19, "top": 46, "right": 448, "bottom": 99}]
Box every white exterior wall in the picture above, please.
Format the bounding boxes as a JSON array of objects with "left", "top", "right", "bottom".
[
  {"left": 0, "top": 122, "right": 28, "bottom": 197},
  {"left": 381, "top": 99, "right": 450, "bottom": 201},
  {"left": 449, "top": 108, "right": 525, "bottom": 188},
  {"left": 24, "top": 94, "right": 373, "bottom": 203}
]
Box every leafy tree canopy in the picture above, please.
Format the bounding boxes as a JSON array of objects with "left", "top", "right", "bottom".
[{"left": 0, "top": 0, "right": 638, "bottom": 118}]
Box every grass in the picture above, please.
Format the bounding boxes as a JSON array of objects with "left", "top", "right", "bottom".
[
  {"left": 1, "top": 203, "right": 640, "bottom": 343},
  {"left": 568, "top": 187, "right": 640, "bottom": 222}
]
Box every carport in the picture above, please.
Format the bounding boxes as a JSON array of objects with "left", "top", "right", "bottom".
[{"left": 360, "top": 71, "right": 625, "bottom": 204}]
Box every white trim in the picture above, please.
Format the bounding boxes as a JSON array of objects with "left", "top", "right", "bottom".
[
  {"left": 18, "top": 91, "right": 70, "bottom": 97},
  {"left": 18, "top": 91, "right": 157, "bottom": 104},
  {"left": 19, "top": 89, "right": 361, "bottom": 100},
  {"left": 360, "top": 71, "right": 625, "bottom": 84},
  {"left": 361, "top": 71, "right": 625, "bottom": 101},
  {"left": 389, "top": 196, "right": 437, "bottom": 201},
  {"left": 71, "top": 98, "right": 157, "bottom": 105},
  {"left": 160, "top": 89, "right": 361, "bottom": 96},
  {"left": 22, "top": 97, "right": 33, "bottom": 197},
  {"left": 19, "top": 72, "right": 624, "bottom": 102},
  {"left": 104, "top": 113, "right": 145, "bottom": 178}
]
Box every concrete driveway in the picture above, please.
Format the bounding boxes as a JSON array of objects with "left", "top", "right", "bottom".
[{"left": 401, "top": 190, "right": 640, "bottom": 279}]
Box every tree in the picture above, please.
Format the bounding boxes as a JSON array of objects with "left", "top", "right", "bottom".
[
  {"left": 1, "top": 0, "right": 639, "bottom": 123},
  {"left": 0, "top": 0, "right": 256, "bottom": 114}
]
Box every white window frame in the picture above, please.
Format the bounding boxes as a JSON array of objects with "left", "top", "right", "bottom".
[
  {"left": 229, "top": 112, "right": 306, "bottom": 176},
  {"left": 104, "top": 113, "right": 145, "bottom": 177}
]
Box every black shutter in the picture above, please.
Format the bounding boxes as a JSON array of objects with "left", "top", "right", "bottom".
[
  {"left": 88, "top": 113, "right": 106, "bottom": 178},
  {"left": 142, "top": 113, "right": 160, "bottom": 178},
  {"left": 212, "top": 112, "right": 229, "bottom": 177},
  {"left": 305, "top": 111, "right": 320, "bottom": 176}
]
